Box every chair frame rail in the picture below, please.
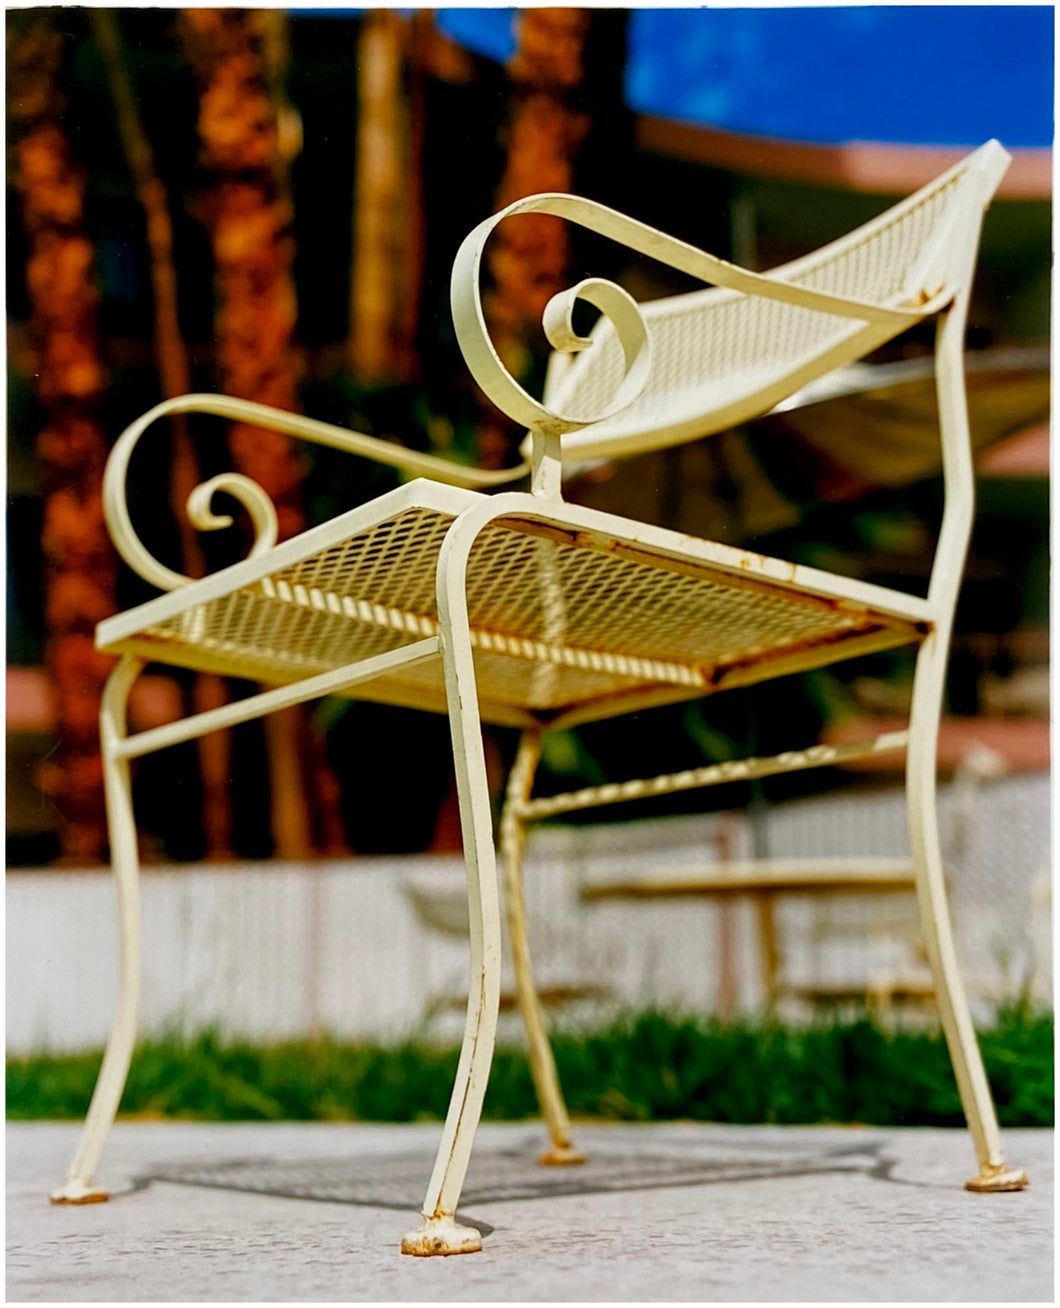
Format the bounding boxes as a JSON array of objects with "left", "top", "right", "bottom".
[{"left": 50, "top": 142, "right": 1028, "bottom": 1253}]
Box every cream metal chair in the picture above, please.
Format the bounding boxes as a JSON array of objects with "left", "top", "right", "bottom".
[{"left": 52, "top": 140, "right": 1026, "bottom": 1254}]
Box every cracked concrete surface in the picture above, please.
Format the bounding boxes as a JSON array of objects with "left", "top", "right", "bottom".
[{"left": 8, "top": 1121, "right": 1052, "bottom": 1301}]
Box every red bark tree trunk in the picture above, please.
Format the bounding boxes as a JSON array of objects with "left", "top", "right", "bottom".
[
  {"left": 477, "top": 9, "right": 594, "bottom": 469},
  {"left": 9, "top": 13, "right": 117, "bottom": 863},
  {"left": 178, "top": 8, "right": 347, "bottom": 859}
]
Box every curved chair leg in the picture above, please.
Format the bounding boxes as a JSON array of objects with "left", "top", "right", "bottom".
[
  {"left": 500, "top": 730, "right": 585, "bottom": 1166},
  {"left": 907, "top": 632, "right": 1027, "bottom": 1193},
  {"left": 401, "top": 527, "right": 504, "bottom": 1255},
  {"left": 52, "top": 656, "right": 144, "bottom": 1205}
]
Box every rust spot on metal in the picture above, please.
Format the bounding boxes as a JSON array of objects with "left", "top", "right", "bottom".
[
  {"left": 486, "top": 511, "right": 908, "bottom": 619},
  {"left": 703, "top": 621, "right": 923, "bottom": 691},
  {"left": 426, "top": 964, "right": 493, "bottom": 1222}
]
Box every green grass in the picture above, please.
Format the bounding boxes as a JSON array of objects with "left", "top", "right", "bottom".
[{"left": 7, "top": 1007, "right": 1052, "bottom": 1127}]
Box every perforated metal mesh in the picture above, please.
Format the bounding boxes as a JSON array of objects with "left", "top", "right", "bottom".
[
  {"left": 555, "top": 296, "right": 854, "bottom": 439},
  {"left": 127, "top": 506, "right": 452, "bottom": 681},
  {"left": 466, "top": 525, "right": 861, "bottom": 671},
  {"left": 553, "top": 164, "right": 967, "bottom": 444},
  {"left": 790, "top": 173, "right": 961, "bottom": 304},
  {"left": 106, "top": 504, "right": 920, "bottom": 721}
]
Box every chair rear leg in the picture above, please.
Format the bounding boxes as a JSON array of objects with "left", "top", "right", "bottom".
[
  {"left": 500, "top": 730, "right": 585, "bottom": 1166},
  {"left": 52, "top": 656, "right": 144, "bottom": 1205},
  {"left": 907, "top": 633, "right": 1027, "bottom": 1192}
]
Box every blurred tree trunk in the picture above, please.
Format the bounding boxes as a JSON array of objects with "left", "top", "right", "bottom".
[
  {"left": 477, "top": 9, "right": 630, "bottom": 469},
  {"left": 91, "top": 10, "right": 204, "bottom": 577},
  {"left": 178, "top": 8, "right": 347, "bottom": 859},
  {"left": 477, "top": 8, "right": 594, "bottom": 469},
  {"left": 177, "top": 7, "right": 305, "bottom": 536},
  {"left": 92, "top": 9, "right": 238, "bottom": 860},
  {"left": 348, "top": 10, "right": 426, "bottom": 386},
  {"left": 8, "top": 13, "right": 117, "bottom": 864}
]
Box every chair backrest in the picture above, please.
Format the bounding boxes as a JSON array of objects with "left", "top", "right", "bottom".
[{"left": 539, "top": 141, "right": 1010, "bottom": 464}]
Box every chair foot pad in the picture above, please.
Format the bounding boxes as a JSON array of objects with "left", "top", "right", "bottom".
[
  {"left": 50, "top": 1182, "right": 109, "bottom": 1205},
  {"left": 965, "top": 1165, "right": 1029, "bottom": 1193},
  {"left": 401, "top": 1216, "right": 482, "bottom": 1256},
  {"left": 539, "top": 1143, "right": 587, "bottom": 1166}
]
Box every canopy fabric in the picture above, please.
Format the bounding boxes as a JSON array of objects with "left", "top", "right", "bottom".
[{"left": 566, "top": 351, "right": 1050, "bottom": 544}]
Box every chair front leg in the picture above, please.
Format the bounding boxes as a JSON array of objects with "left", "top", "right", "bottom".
[
  {"left": 401, "top": 521, "right": 504, "bottom": 1256},
  {"left": 52, "top": 656, "right": 144, "bottom": 1204},
  {"left": 500, "top": 729, "right": 585, "bottom": 1165},
  {"left": 907, "top": 631, "right": 1027, "bottom": 1193}
]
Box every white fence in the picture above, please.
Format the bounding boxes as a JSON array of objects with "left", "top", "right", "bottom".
[{"left": 7, "top": 772, "right": 1050, "bottom": 1055}]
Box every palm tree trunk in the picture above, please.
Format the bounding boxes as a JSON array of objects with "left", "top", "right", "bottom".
[
  {"left": 92, "top": 11, "right": 242, "bottom": 862},
  {"left": 349, "top": 11, "right": 414, "bottom": 385},
  {"left": 178, "top": 7, "right": 346, "bottom": 859},
  {"left": 178, "top": 7, "right": 305, "bottom": 536},
  {"left": 90, "top": 10, "right": 204, "bottom": 578},
  {"left": 478, "top": 8, "right": 595, "bottom": 468},
  {"left": 9, "top": 12, "right": 117, "bottom": 864}
]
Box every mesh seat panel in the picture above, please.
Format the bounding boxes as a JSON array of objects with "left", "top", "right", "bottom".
[
  {"left": 108, "top": 506, "right": 454, "bottom": 682},
  {"left": 102, "top": 503, "right": 923, "bottom": 722}
]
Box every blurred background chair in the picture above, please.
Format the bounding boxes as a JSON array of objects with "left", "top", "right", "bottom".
[{"left": 578, "top": 742, "right": 1012, "bottom": 1023}]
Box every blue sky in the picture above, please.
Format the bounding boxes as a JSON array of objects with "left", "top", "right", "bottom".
[{"left": 435, "top": 7, "right": 1054, "bottom": 148}]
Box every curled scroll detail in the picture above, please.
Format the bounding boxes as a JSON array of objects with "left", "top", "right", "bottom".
[
  {"left": 102, "top": 393, "right": 530, "bottom": 593},
  {"left": 102, "top": 396, "right": 293, "bottom": 593},
  {"left": 449, "top": 191, "right": 914, "bottom": 443},
  {"left": 451, "top": 198, "right": 655, "bottom": 437},
  {"left": 186, "top": 474, "right": 279, "bottom": 560}
]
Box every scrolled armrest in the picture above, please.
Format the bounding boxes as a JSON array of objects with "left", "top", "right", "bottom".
[
  {"left": 104, "top": 393, "right": 528, "bottom": 592},
  {"left": 450, "top": 192, "right": 925, "bottom": 438}
]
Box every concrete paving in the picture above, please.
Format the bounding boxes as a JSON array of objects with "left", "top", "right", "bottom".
[{"left": 8, "top": 1120, "right": 1053, "bottom": 1302}]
